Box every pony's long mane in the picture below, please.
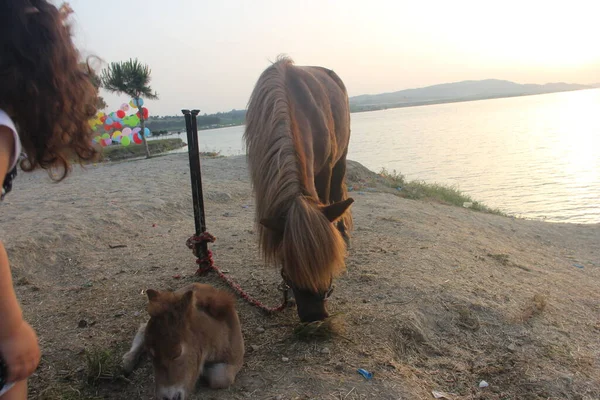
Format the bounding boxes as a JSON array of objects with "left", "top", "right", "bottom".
[{"left": 243, "top": 56, "right": 347, "bottom": 292}]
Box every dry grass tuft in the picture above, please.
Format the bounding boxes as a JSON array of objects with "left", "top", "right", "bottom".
[
  {"left": 293, "top": 313, "right": 349, "bottom": 342},
  {"left": 455, "top": 305, "right": 481, "bottom": 331},
  {"left": 488, "top": 253, "right": 510, "bottom": 265},
  {"left": 393, "top": 320, "right": 429, "bottom": 357},
  {"left": 84, "top": 348, "right": 122, "bottom": 385},
  {"left": 520, "top": 294, "right": 548, "bottom": 322}
]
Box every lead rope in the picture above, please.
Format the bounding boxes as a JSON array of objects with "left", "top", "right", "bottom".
[{"left": 186, "top": 232, "right": 289, "bottom": 314}]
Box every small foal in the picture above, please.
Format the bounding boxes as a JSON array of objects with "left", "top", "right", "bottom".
[{"left": 122, "top": 283, "right": 244, "bottom": 400}]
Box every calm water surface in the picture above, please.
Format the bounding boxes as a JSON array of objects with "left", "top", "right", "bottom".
[{"left": 163, "top": 89, "right": 600, "bottom": 224}]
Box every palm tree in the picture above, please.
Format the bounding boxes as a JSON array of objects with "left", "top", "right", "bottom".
[{"left": 101, "top": 59, "right": 158, "bottom": 158}]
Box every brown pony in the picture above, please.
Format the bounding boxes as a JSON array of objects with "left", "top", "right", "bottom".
[
  {"left": 244, "top": 56, "right": 354, "bottom": 323},
  {"left": 121, "top": 283, "right": 244, "bottom": 400}
]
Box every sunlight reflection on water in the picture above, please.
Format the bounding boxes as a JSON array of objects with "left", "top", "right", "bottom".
[{"left": 163, "top": 89, "right": 600, "bottom": 224}]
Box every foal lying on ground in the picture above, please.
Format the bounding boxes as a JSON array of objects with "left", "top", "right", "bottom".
[{"left": 122, "top": 283, "right": 245, "bottom": 400}]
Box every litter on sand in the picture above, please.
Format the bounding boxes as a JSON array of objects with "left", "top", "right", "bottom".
[{"left": 357, "top": 368, "right": 373, "bottom": 380}]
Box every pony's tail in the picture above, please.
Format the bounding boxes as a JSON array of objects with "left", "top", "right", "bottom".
[{"left": 282, "top": 196, "right": 347, "bottom": 293}]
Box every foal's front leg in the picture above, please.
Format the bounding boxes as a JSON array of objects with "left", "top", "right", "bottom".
[
  {"left": 203, "top": 363, "right": 240, "bottom": 389},
  {"left": 122, "top": 322, "right": 147, "bottom": 374}
]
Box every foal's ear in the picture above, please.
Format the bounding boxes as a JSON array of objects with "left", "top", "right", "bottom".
[
  {"left": 197, "top": 291, "right": 235, "bottom": 320},
  {"left": 146, "top": 289, "right": 164, "bottom": 317},
  {"left": 146, "top": 289, "right": 160, "bottom": 302},
  {"left": 179, "top": 290, "right": 195, "bottom": 311},
  {"left": 260, "top": 217, "right": 285, "bottom": 233},
  {"left": 321, "top": 198, "right": 354, "bottom": 222}
]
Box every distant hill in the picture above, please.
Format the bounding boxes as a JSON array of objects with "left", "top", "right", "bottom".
[
  {"left": 349, "top": 79, "right": 592, "bottom": 112},
  {"left": 145, "top": 109, "right": 246, "bottom": 133}
]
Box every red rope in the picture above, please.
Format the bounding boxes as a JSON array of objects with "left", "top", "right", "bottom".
[{"left": 186, "top": 232, "right": 288, "bottom": 314}]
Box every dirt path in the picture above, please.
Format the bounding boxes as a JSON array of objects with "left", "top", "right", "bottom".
[{"left": 2, "top": 154, "right": 599, "bottom": 399}]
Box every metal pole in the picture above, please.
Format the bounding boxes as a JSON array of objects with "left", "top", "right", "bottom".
[{"left": 182, "top": 109, "right": 208, "bottom": 263}]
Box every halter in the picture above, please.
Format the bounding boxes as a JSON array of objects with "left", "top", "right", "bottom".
[{"left": 280, "top": 269, "right": 334, "bottom": 301}]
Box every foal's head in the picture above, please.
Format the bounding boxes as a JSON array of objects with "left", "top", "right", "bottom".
[
  {"left": 143, "top": 288, "right": 199, "bottom": 400},
  {"left": 260, "top": 197, "right": 354, "bottom": 322}
]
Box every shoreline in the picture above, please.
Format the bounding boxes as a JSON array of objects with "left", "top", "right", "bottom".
[
  {"left": 86, "top": 149, "right": 600, "bottom": 226},
  {"left": 150, "top": 87, "right": 597, "bottom": 132},
  {"left": 101, "top": 152, "right": 600, "bottom": 227},
  {"left": 349, "top": 87, "right": 596, "bottom": 113}
]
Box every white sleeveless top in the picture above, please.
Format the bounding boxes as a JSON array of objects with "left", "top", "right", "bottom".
[{"left": 0, "top": 109, "right": 22, "bottom": 171}]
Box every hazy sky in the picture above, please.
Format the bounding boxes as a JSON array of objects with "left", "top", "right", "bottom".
[{"left": 65, "top": 0, "right": 600, "bottom": 116}]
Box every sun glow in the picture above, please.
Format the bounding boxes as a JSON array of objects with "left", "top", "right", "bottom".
[{"left": 558, "top": 90, "right": 600, "bottom": 179}]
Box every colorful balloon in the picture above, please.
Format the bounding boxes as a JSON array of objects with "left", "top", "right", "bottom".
[
  {"left": 112, "top": 130, "right": 122, "bottom": 139},
  {"left": 101, "top": 133, "right": 110, "bottom": 139},
  {"left": 119, "top": 103, "right": 129, "bottom": 112},
  {"left": 121, "top": 136, "right": 131, "bottom": 146},
  {"left": 133, "top": 132, "right": 143, "bottom": 144},
  {"left": 129, "top": 99, "right": 138, "bottom": 109},
  {"left": 123, "top": 115, "right": 140, "bottom": 127},
  {"left": 135, "top": 98, "right": 144, "bottom": 107},
  {"left": 143, "top": 127, "right": 150, "bottom": 137},
  {"left": 122, "top": 127, "right": 132, "bottom": 136},
  {"left": 116, "top": 110, "right": 125, "bottom": 118},
  {"left": 105, "top": 117, "right": 114, "bottom": 125}
]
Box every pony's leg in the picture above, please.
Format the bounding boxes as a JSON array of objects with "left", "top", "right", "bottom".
[
  {"left": 203, "top": 363, "right": 239, "bottom": 389},
  {"left": 122, "top": 322, "right": 147, "bottom": 374},
  {"left": 330, "top": 155, "right": 351, "bottom": 245}
]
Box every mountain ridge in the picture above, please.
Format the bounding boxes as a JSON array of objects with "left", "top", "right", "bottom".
[{"left": 349, "top": 79, "right": 592, "bottom": 112}]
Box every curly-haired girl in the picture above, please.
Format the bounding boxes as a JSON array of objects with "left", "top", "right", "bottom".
[{"left": 0, "top": 2, "right": 99, "bottom": 398}]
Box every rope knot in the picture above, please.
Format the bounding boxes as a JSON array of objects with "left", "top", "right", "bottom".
[
  {"left": 195, "top": 250, "right": 215, "bottom": 275},
  {"left": 186, "top": 232, "right": 216, "bottom": 249}
]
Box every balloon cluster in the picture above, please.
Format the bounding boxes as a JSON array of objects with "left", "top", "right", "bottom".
[{"left": 89, "top": 98, "right": 151, "bottom": 147}]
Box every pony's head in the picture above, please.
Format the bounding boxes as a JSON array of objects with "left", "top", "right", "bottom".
[{"left": 260, "top": 196, "right": 354, "bottom": 322}]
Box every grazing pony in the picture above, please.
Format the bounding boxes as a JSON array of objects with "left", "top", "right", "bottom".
[
  {"left": 244, "top": 56, "right": 354, "bottom": 322},
  {"left": 122, "top": 283, "right": 244, "bottom": 400}
]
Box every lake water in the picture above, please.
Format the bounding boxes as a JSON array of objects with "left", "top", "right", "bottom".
[{"left": 162, "top": 89, "right": 600, "bottom": 224}]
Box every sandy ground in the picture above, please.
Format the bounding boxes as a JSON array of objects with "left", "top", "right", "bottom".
[{"left": 1, "top": 153, "right": 599, "bottom": 400}]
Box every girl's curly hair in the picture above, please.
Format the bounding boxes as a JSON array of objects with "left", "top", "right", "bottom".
[{"left": 0, "top": 1, "right": 99, "bottom": 181}]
